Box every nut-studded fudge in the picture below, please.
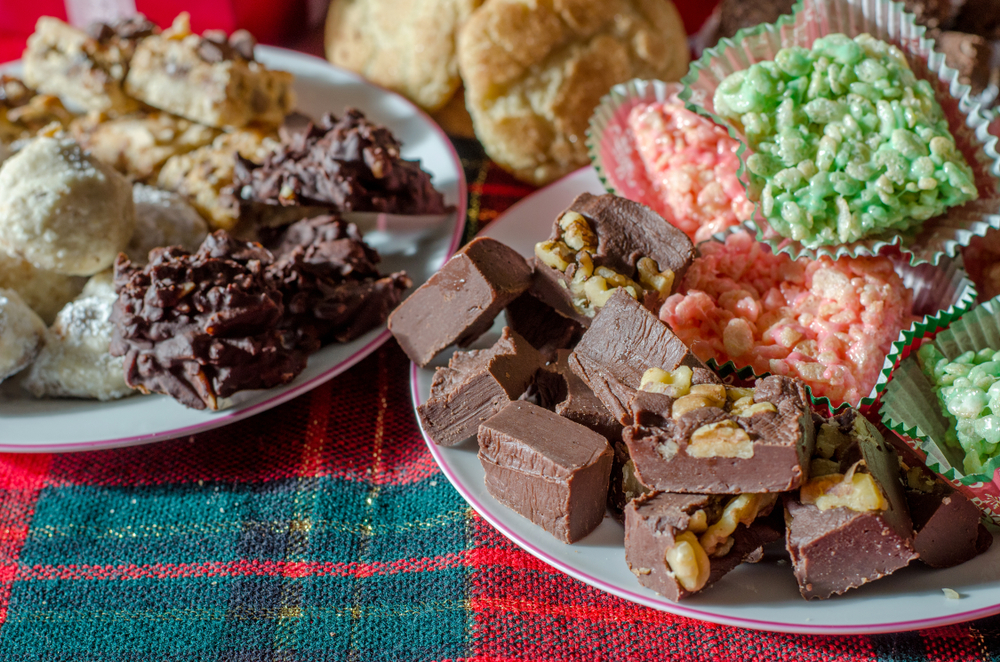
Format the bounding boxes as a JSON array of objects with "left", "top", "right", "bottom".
[
  {"left": 71, "top": 110, "right": 219, "bottom": 181},
  {"left": 901, "top": 463, "right": 992, "bottom": 568},
  {"left": 785, "top": 413, "right": 917, "bottom": 599},
  {"left": 623, "top": 374, "right": 815, "bottom": 494},
  {"left": 568, "top": 289, "right": 718, "bottom": 426},
  {"left": 420, "top": 328, "right": 543, "bottom": 447},
  {"left": 388, "top": 237, "right": 533, "bottom": 367},
  {"left": 478, "top": 400, "right": 613, "bottom": 543},
  {"left": 624, "top": 491, "right": 781, "bottom": 601},
  {"left": 23, "top": 15, "right": 157, "bottom": 114},
  {"left": 124, "top": 14, "right": 294, "bottom": 129},
  {"left": 532, "top": 193, "right": 694, "bottom": 326}
]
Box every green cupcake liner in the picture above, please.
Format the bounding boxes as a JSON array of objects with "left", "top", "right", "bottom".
[
  {"left": 881, "top": 296, "right": 1000, "bottom": 524},
  {"left": 679, "top": 0, "right": 1000, "bottom": 267}
]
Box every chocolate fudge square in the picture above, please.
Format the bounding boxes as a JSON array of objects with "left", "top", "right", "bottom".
[
  {"left": 568, "top": 289, "right": 717, "bottom": 426},
  {"left": 478, "top": 400, "right": 613, "bottom": 543},
  {"left": 418, "top": 327, "right": 542, "bottom": 446},
  {"left": 532, "top": 193, "right": 694, "bottom": 326},
  {"left": 504, "top": 291, "right": 582, "bottom": 362},
  {"left": 786, "top": 414, "right": 917, "bottom": 599},
  {"left": 535, "top": 349, "right": 624, "bottom": 443},
  {"left": 389, "top": 237, "right": 532, "bottom": 367},
  {"left": 903, "top": 467, "right": 992, "bottom": 568},
  {"left": 624, "top": 375, "right": 815, "bottom": 494},
  {"left": 624, "top": 492, "right": 781, "bottom": 601}
]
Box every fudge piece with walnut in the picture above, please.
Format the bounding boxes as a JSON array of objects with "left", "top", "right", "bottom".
[
  {"left": 124, "top": 14, "right": 294, "bottom": 129},
  {"left": 23, "top": 15, "right": 157, "bottom": 113}
]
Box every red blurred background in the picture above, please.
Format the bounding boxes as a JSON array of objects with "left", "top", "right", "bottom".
[{"left": 0, "top": 0, "right": 719, "bottom": 63}]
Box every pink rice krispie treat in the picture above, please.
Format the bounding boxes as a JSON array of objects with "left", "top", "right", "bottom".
[
  {"left": 659, "top": 230, "right": 914, "bottom": 406},
  {"left": 628, "top": 100, "right": 753, "bottom": 243}
]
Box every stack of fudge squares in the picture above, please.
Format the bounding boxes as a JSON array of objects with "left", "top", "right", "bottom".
[
  {"left": 0, "top": 14, "right": 450, "bottom": 408},
  {"left": 390, "top": 193, "right": 994, "bottom": 601}
]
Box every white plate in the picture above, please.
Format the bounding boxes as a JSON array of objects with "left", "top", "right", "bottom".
[
  {"left": 0, "top": 47, "right": 466, "bottom": 452},
  {"left": 411, "top": 167, "right": 1000, "bottom": 635}
]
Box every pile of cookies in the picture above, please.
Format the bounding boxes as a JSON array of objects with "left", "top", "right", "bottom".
[
  {"left": 0, "top": 13, "right": 446, "bottom": 409},
  {"left": 325, "top": 0, "right": 692, "bottom": 185}
]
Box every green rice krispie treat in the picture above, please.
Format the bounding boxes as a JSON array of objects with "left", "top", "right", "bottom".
[
  {"left": 713, "top": 33, "right": 978, "bottom": 248},
  {"left": 917, "top": 343, "right": 1000, "bottom": 474}
]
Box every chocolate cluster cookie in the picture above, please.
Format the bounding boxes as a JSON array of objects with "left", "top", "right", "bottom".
[
  {"left": 232, "top": 108, "right": 448, "bottom": 215},
  {"left": 262, "top": 214, "right": 411, "bottom": 350},
  {"left": 110, "top": 231, "right": 307, "bottom": 410}
]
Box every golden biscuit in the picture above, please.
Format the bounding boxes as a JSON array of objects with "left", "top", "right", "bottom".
[
  {"left": 458, "top": 0, "right": 689, "bottom": 185},
  {"left": 325, "top": 0, "right": 483, "bottom": 111}
]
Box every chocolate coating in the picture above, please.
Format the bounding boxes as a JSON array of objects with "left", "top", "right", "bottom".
[
  {"left": 418, "top": 328, "right": 543, "bottom": 446},
  {"left": 262, "top": 215, "right": 411, "bottom": 350},
  {"left": 110, "top": 231, "right": 307, "bottom": 410},
  {"left": 624, "top": 375, "right": 815, "bottom": 494},
  {"left": 478, "top": 400, "right": 613, "bottom": 543},
  {"left": 389, "top": 237, "right": 532, "bottom": 367},
  {"left": 232, "top": 108, "right": 448, "bottom": 215}
]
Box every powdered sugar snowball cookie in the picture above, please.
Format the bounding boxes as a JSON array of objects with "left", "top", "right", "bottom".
[
  {"left": 0, "top": 288, "right": 46, "bottom": 382},
  {"left": 24, "top": 270, "right": 133, "bottom": 401},
  {"left": 457, "top": 0, "right": 690, "bottom": 186},
  {"left": 126, "top": 184, "right": 208, "bottom": 264},
  {"left": 0, "top": 252, "right": 85, "bottom": 324},
  {"left": 0, "top": 137, "right": 135, "bottom": 276},
  {"left": 325, "top": 0, "right": 484, "bottom": 112}
]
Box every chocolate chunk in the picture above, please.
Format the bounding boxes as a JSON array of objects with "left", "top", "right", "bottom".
[
  {"left": 533, "top": 193, "right": 694, "bottom": 326},
  {"left": 904, "top": 0, "right": 966, "bottom": 30},
  {"left": 87, "top": 15, "right": 157, "bottom": 43},
  {"left": 504, "top": 292, "right": 582, "bottom": 361},
  {"left": 110, "top": 231, "right": 308, "bottom": 410},
  {"left": 624, "top": 492, "right": 781, "bottom": 601},
  {"left": 953, "top": 0, "right": 1000, "bottom": 39},
  {"left": 935, "top": 31, "right": 993, "bottom": 93},
  {"left": 785, "top": 416, "right": 916, "bottom": 599},
  {"left": 262, "top": 215, "right": 411, "bottom": 350},
  {"left": 716, "top": 0, "right": 795, "bottom": 41},
  {"left": 197, "top": 39, "right": 230, "bottom": 63},
  {"left": 478, "top": 400, "right": 613, "bottom": 543},
  {"left": 228, "top": 29, "right": 257, "bottom": 61},
  {"left": 279, "top": 111, "right": 315, "bottom": 144},
  {"left": 389, "top": 237, "right": 532, "bottom": 367},
  {"left": 232, "top": 109, "right": 449, "bottom": 216},
  {"left": 87, "top": 22, "right": 116, "bottom": 42},
  {"left": 419, "top": 328, "right": 543, "bottom": 447},
  {"left": 907, "top": 484, "right": 992, "bottom": 568},
  {"left": 624, "top": 375, "right": 815, "bottom": 494},
  {"left": 568, "top": 289, "right": 716, "bottom": 425}
]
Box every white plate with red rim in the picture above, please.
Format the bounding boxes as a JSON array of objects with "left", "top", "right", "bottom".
[
  {"left": 411, "top": 166, "right": 1000, "bottom": 635},
  {"left": 0, "top": 47, "right": 466, "bottom": 452}
]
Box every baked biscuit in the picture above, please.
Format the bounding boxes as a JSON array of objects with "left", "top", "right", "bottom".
[
  {"left": 325, "top": 0, "right": 483, "bottom": 111},
  {"left": 0, "top": 253, "right": 85, "bottom": 325},
  {"left": 458, "top": 0, "right": 689, "bottom": 185},
  {"left": 71, "top": 110, "right": 218, "bottom": 182},
  {"left": 0, "top": 288, "right": 46, "bottom": 382}
]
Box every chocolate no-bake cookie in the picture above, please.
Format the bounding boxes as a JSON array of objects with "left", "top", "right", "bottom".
[
  {"left": 232, "top": 108, "right": 449, "bottom": 216},
  {"left": 110, "top": 231, "right": 307, "bottom": 410},
  {"left": 262, "top": 215, "right": 411, "bottom": 350}
]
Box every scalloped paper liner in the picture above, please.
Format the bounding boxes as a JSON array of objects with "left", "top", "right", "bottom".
[
  {"left": 678, "top": 0, "right": 1000, "bottom": 267},
  {"left": 881, "top": 296, "right": 1000, "bottom": 524},
  {"left": 678, "top": 225, "right": 977, "bottom": 417}
]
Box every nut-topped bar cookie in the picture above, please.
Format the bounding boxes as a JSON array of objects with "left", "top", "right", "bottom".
[
  {"left": 23, "top": 15, "right": 157, "bottom": 114},
  {"left": 124, "top": 14, "right": 294, "bottom": 129}
]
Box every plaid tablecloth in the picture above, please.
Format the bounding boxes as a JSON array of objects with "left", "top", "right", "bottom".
[{"left": 2, "top": 138, "right": 1000, "bottom": 661}]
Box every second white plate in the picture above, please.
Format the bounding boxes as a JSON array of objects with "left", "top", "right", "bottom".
[{"left": 411, "top": 167, "right": 1000, "bottom": 635}]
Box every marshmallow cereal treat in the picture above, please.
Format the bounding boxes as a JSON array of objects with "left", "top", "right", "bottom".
[
  {"left": 126, "top": 184, "right": 208, "bottom": 264},
  {"left": 24, "top": 271, "right": 132, "bottom": 401},
  {"left": 659, "top": 230, "right": 913, "bottom": 406},
  {"left": 628, "top": 100, "right": 753, "bottom": 243},
  {"left": 713, "top": 33, "right": 978, "bottom": 248},
  {"left": 0, "top": 137, "right": 135, "bottom": 276},
  {"left": 917, "top": 344, "right": 1000, "bottom": 475},
  {"left": 0, "top": 288, "right": 46, "bottom": 382}
]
